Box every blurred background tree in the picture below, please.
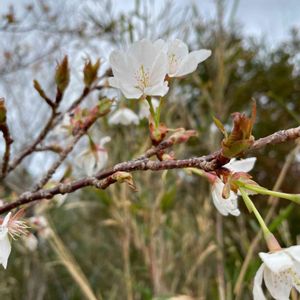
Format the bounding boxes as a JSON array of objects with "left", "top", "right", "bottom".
[{"left": 0, "top": 0, "right": 300, "bottom": 299}]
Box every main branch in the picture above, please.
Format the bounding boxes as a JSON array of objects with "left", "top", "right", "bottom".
[{"left": 0, "top": 125, "right": 299, "bottom": 214}]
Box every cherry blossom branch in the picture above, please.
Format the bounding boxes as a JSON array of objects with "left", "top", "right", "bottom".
[
  {"left": 4, "top": 84, "right": 104, "bottom": 177},
  {"left": 250, "top": 126, "right": 300, "bottom": 150},
  {"left": 1, "top": 125, "right": 300, "bottom": 214}
]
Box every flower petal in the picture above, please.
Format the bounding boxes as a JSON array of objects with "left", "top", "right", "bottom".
[
  {"left": 2, "top": 212, "right": 11, "bottom": 227},
  {"left": 225, "top": 157, "right": 257, "bottom": 173},
  {"left": 292, "top": 261, "right": 300, "bottom": 292},
  {"left": 100, "top": 136, "right": 111, "bottom": 147},
  {"left": 259, "top": 251, "right": 293, "bottom": 273},
  {"left": 253, "top": 264, "right": 266, "bottom": 300},
  {"left": 108, "top": 108, "right": 139, "bottom": 126},
  {"left": 153, "top": 39, "right": 167, "bottom": 51},
  {"left": 168, "top": 39, "right": 189, "bottom": 61},
  {"left": 285, "top": 245, "right": 300, "bottom": 263},
  {"left": 95, "top": 151, "right": 108, "bottom": 171},
  {"left": 77, "top": 151, "right": 96, "bottom": 176},
  {"left": 149, "top": 51, "right": 168, "bottom": 86},
  {"left": 117, "top": 82, "right": 143, "bottom": 99},
  {"left": 128, "top": 39, "right": 158, "bottom": 70},
  {"left": 174, "top": 49, "right": 211, "bottom": 77},
  {"left": 263, "top": 267, "right": 292, "bottom": 300},
  {"left": 211, "top": 178, "right": 240, "bottom": 216},
  {"left": 144, "top": 82, "right": 169, "bottom": 97},
  {"left": 0, "top": 233, "right": 11, "bottom": 269}
]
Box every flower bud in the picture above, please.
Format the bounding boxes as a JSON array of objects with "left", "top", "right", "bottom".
[
  {"left": 55, "top": 56, "right": 70, "bottom": 93},
  {"left": 83, "top": 59, "right": 100, "bottom": 87},
  {"left": 0, "top": 98, "right": 7, "bottom": 123}
]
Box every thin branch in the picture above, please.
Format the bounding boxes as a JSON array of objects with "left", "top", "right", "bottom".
[
  {"left": 0, "top": 122, "right": 13, "bottom": 177},
  {"left": 6, "top": 108, "right": 59, "bottom": 175},
  {"left": 250, "top": 126, "right": 300, "bottom": 150},
  {"left": 5, "top": 85, "right": 101, "bottom": 176},
  {"left": 32, "top": 107, "right": 103, "bottom": 192},
  {"left": 35, "top": 145, "right": 63, "bottom": 153},
  {"left": 1, "top": 125, "right": 300, "bottom": 214}
]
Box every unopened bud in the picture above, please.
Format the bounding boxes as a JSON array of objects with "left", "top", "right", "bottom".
[
  {"left": 55, "top": 56, "right": 70, "bottom": 93},
  {"left": 83, "top": 59, "right": 101, "bottom": 87},
  {"left": 111, "top": 172, "right": 137, "bottom": 191},
  {"left": 169, "top": 128, "right": 197, "bottom": 144},
  {"left": 0, "top": 98, "right": 7, "bottom": 123}
]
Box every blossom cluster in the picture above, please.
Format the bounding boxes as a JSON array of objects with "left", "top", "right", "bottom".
[{"left": 109, "top": 39, "right": 211, "bottom": 99}]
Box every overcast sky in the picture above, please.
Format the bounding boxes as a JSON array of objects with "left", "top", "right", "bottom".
[
  {"left": 115, "top": 0, "right": 300, "bottom": 47},
  {"left": 3, "top": 0, "right": 300, "bottom": 47}
]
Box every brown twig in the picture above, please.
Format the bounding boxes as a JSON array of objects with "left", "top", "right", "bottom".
[
  {"left": 35, "top": 145, "right": 64, "bottom": 153},
  {"left": 0, "top": 125, "right": 300, "bottom": 214},
  {"left": 0, "top": 121, "right": 13, "bottom": 177},
  {"left": 0, "top": 98, "right": 13, "bottom": 177}
]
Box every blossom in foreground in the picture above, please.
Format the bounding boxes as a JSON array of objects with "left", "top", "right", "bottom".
[
  {"left": 253, "top": 245, "right": 300, "bottom": 299},
  {"left": 109, "top": 108, "right": 139, "bottom": 125},
  {"left": 139, "top": 98, "right": 160, "bottom": 119},
  {"left": 0, "top": 213, "right": 11, "bottom": 269},
  {"left": 109, "top": 39, "right": 169, "bottom": 99},
  {"left": 211, "top": 177, "right": 240, "bottom": 216},
  {"left": 167, "top": 39, "right": 211, "bottom": 77},
  {"left": 211, "top": 157, "right": 256, "bottom": 216},
  {"left": 77, "top": 136, "right": 111, "bottom": 176}
]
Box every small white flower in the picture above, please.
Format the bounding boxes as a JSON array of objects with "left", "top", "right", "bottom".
[
  {"left": 109, "top": 108, "right": 139, "bottom": 125},
  {"left": 139, "top": 98, "right": 160, "bottom": 119},
  {"left": 77, "top": 136, "right": 111, "bottom": 176},
  {"left": 167, "top": 39, "right": 211, "bottom": 77},
  {"left": 109, "top": 39, "right": 169, "bottom": 99},
  {"left": 211, "top": 177, "right": 240, "bottom": 216},
  {"left": 211, "top": 157, "right": 256, "bottom": 216},
  {"left": 0, "top": 213, "right": 12, "bottom": 269},
  {"left": 253, "top": 245, "right": 300, "bottom": 300}
]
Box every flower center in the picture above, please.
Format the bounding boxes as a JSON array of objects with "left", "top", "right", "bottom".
[
  {"left": 168, "top": 53, "right": 179, "bottom": 75},
  {"left": 135, "top": 65, "right": 150, "bottom": 91}
]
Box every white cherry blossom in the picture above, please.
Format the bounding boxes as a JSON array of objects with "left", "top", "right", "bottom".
[
  {"left": 109, "top": 39, "right": 169, "bottom": 99},
  {"left": 211, "top": 177, "right": 240, "bottom": 216},
  {"left": 211, "top": 157, "right": 256, "bottom": 216},
  {"left": 167, "top": 39, "right": 211, "bottom": 77},
  {"left": 109, "top": 108, "right": 139, "bottom": 125},
  {"left": 77, "top": 136, "right": 111, "bottom": 176},
  {"left": 253, "top": 245, "right": 300, "bottom": 300},
  {"left": 0, "top": 213, "right": 12, "bottom": 269}
]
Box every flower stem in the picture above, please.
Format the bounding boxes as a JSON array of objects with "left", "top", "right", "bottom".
[
  {"left": 239, "top": 188, "right": 271, "bottom": 238},
  {"left": 146, "top": 97, "right": 159, "bottom": 128},
  {"left": 241, "top": 183, "right": 300, "bottom": 204}
]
